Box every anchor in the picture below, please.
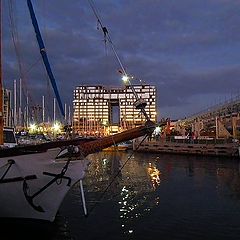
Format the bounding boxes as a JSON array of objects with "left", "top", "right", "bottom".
[
  {"left": 23, "top": 157, "right": 72, "bottom": 212},
  {"left": 0, "top": 159, "right": 15, "bottom": 181},
  {"left": 0, "top": 159, "right": 37, "bottom": 184}
]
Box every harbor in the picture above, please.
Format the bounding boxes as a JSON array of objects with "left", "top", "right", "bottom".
[
  {"left": 2, "top": 152, "right": 240, "bottom": 240},
  {"left": 1, "top": 1, "right": 240, "bottom": 240}
]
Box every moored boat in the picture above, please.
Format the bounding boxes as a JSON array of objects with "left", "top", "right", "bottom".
[
  {"left": 0, "top": 0, "right": 155, "bottom": 222},
  {"left": 0, "top": 121, "right": 154, "bottom": 221},
  {"left": 3, "top": 127, "right": 17, "bottom": 148}
]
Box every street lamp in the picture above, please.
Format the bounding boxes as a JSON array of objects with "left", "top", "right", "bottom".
[{"left": 122, "top": 75, "right": 129, "bottom": 83}]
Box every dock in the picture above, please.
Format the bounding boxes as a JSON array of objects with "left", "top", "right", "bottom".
[{"left": 133, "top": 138, "right": 239, "bottom": 157}]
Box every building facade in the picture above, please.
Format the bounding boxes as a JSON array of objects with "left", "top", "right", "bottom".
[
  {"left": 73, "top": 84, "right": 157, "bottom": 136},
  {"left": 3, "top": 89, "right": 12, "bottom": 127}
]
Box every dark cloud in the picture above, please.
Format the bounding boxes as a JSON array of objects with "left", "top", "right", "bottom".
[{"left": 2, "top": 0, "right": 240, "bottom": 120}]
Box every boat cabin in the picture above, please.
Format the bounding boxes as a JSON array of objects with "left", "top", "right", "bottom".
[{"left": 3, "top": 127, "right": 17, "bottom": 148}]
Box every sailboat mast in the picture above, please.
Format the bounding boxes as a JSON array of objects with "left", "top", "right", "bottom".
[
  {"left": 26, "top": 0, "right": 64, "bottom": 117},
  {"left": 0, "top": 0, "right": 3, "bottom": 145}
]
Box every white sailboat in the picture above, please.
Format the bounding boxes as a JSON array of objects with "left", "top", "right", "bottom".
[{"left": 0, "top": 1, "right": 155, "bottom": 222}]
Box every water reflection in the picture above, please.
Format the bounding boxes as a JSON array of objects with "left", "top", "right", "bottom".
[
  {"left": 147, "top": 162, "right": 161, "bottom": 190},
  {"left": 216, "top": 165, "right": 240, "bottom": 199},
  {"left": 66, "top": 152, "right": 240, "bottom": 240},
  {"left": 4, "top": 152, "right": 240, "bottom": 240},
  {"left": 86, "top": 152, "right": 240, "bottom": 204},
  {"left": 86, "top": 151, "right": 163, "bottom": 237}
]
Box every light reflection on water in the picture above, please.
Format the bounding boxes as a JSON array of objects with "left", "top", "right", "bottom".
[{"left": 60, "top": 152, "right": 240, "bottom": 240}]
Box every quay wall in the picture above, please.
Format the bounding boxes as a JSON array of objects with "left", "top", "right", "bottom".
[{"left": 133, "top": 138, "right": 239, "bottom": 158}]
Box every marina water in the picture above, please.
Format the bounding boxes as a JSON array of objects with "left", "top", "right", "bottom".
[{"left": 2, "top": 151, "right": 240, "bottom": 240}]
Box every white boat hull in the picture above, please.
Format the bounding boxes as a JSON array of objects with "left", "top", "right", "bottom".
[{"left": 0, "top": 148, "right": 89, "bottom": 222}]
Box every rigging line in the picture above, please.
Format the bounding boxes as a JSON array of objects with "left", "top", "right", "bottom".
[
  {"left": 7, "top": 0, "right": 35, "bottom": 107},
  {"left": 88, "top": 0, "right": 133, "bottom": 85},
  {"left": 27, "top": 55, "right": 53, "bottom": 118},
  {"left": 87, "top": 134, "right": 149, "bottom": 216},
  {"left": 88, "top": 0, "right": 150, "bottom": 121},
  {"left": 8, "top": 0, "right": 21, "bottom": 71},
  {"left": 8, "top": 1, "right": 24, "bottom": 82},
  {"left": 88, "top": 0, "right": 126, "bottom": 75},
  {"left": 23, "top": 56, "right": 42, "bottom": 75}
]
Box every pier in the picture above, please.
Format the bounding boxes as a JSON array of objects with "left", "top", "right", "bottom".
[{"left": 133, "top": 138, "right": 239, "bottom": 157}]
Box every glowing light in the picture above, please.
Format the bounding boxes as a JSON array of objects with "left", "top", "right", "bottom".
[
  {"left": 102, "top": 120, "right": 108, "bottom": 126},
  {"left": 122, "top": 75, "right": 129, "bottom": 83},
  {"left": 154, "top": 126, "right": 161, "bottom": 135},
  {"left": 53, "top": 122, "right": 61, "bottom": 132},
  {"left": 29, "top": 123, "right": 37, "bottom": 132}
]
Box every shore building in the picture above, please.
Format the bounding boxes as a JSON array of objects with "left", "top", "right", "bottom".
[
  {"left": 3, "top": 89, "right": 12, "bottom": 127},
  {"left": 73, "top": 84, "right": 157, "bottom": 136}
]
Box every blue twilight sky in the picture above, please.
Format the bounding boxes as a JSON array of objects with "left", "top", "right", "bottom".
[{"left": 2, "top": 0, "right": 240, "bottom": 120}]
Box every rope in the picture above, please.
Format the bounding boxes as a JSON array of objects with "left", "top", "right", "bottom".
[
  {"left": 56, "top": 155, "right": 71, "bottom": 185},
  {"left": 87, "top": 0, "right": 150, "bottom": 121},
  {"left": 111, "top": 133, "right": 117, "bottom": 149},
  {"left": 87, "top": 134, "right": 148, "bottom": 216},
  {"left": 88, "top": 0, "right": 126, "bottom": 76},
  {"left": 7, "top": 0, "right": 36, "bottom": 109},
  {"left": 83, "top": 0, "right": 154, "bottom": 216}
]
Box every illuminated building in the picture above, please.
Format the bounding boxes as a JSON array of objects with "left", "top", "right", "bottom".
[
  {"left": 73, "top": 84, "right": 157, "bottom": 135},
  {"left": 3, "top": 89, "right": 12, "bottom": 127}
]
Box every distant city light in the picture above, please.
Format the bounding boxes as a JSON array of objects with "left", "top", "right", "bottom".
[
  {"left": 154, "top": 126, "right": 161, "bottom": 135},
  {"left": 53, "top": 122, "right": 61, "bottom": 132},
  {"left": 29, "top": 123, "right": 37, "bottom": 132}
]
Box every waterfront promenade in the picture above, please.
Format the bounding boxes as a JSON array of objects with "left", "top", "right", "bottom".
[{"left": 134, "top": 137, "right": 239, "bottom": 158}]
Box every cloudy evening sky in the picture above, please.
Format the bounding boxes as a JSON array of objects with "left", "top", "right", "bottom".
[{"left": 2, "top": 0, "right": 240, "bottom": 120}]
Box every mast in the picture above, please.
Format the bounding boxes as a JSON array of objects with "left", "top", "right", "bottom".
[
  {"left": 26, "top": 0, "right": 64, "bottom": 117},
  {"left": 0, "top": 0, "right": 3, "bottom": 145},
  {"left": 42, "top": 95, "right": 45, "bottom": 123},
  {"left": 19, "top": 78, "right": 22, "bottom": 127},
  {"left": 26, "top": 92, "right": 29, "bottom": 128},
  {"left": 68, "top": 105, "right": 71, "bottom": 125},
  {"left": 53, "top": 98, "right": 56, "bottom": 122},
  {"left": 14, "top": 79, "right": 17, "bottom": 126},
  {"left": 64, "top": 103, "right": 67, "bottom": 122}
]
